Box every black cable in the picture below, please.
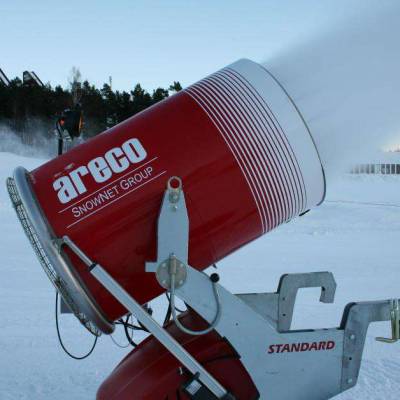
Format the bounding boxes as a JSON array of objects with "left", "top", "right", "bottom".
[
  {"left": 54, "top": 129, "right": 100, "bottom": 360},
  {"left": 110, "top": 315, "right": 136, "bottom": 348},
  {"left": 122, "top": 315, "right": 138, "bottom": 347},
  {"left": 115, "top": 320, "right": 140, "bottom": 330},
  {"left": 55, "top": 292, "right": 98, "bottom": 360},
  {"left": 115, "top": 318, "right": 149, "bottom": 332},
  {"left": 165, "top": 292, "right": 186, "bottom": 313},
  {"left": 163, "top": 303, "right": 172, "bottom": 326},
  {"left": 110, "top": 333, "right": 131, "bottom": 349},
  {"left": 163, "top": 262, "right": 219, "bottom": 324}
]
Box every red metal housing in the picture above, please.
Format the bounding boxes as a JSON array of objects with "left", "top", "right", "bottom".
[{"left": 14, "top": 58, "right": 325, "bottom": 331}]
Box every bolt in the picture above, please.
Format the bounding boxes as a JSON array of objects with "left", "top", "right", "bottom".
[
  {"left": 347, "top": 378, "right": 353, "bottom": 384},
  {"left": 350, "top": 334, "right": 356, "bottom": 340},
  {"left": 210, "top": 273, "right": 220, "bottom": 283}
]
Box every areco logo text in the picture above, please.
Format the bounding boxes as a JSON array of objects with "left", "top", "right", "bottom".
[{"left": 53, "top": 138, "right": 147, "bottom": 204}]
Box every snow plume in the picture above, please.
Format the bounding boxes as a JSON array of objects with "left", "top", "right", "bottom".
[
  {"left": 263, "top": 2, "right": 400, "bottom": 181},
  {"left": 0, "top": 125, "right": 56, "bottom": 159}
]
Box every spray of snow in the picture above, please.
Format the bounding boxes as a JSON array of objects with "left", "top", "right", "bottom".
[
  {"left": 0, "top": 126, "right": 55, "bottom": 159},
  {"left": 263, "top": 3, "right": 400, "bottom": 181}
]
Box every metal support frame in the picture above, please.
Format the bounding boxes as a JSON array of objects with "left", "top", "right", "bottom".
[
  {"left": 341, "top": 300, "right": 400, "bottom": 389},
  {"left": 61, "top": 235, "right": 229, "bottom": 399},
  {"left": 90, "top": 265, "right": 228, "bottom": 398},
  {"left": 236, "top": 271, "right": 336, "bottom": 332},
  {"left": 277, "top": 272, "right": 336, "bottom": 331},
  {"left": 59, "top": 177, "right": 400, "bottom": 400}
]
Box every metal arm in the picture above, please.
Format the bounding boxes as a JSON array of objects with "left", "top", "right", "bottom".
[{"left": 60, "top": 235, "right": 229, "bottom": 399}]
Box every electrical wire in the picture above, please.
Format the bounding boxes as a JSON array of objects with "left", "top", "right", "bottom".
[
  {"left": 170, "top": 273, "right": 221, "bottom": 336},
  {"left": 122, "top": 315, "right": 138, "bottom": 347},
  {"left": 55, "top": 292, "right": 98, "bottom": 360},
  {"left": 109, "top": 333, "right": 131, "bottom": 349},
  {"left": 114, "top": 312, "right": 154, "bottom": 348},
  {"left": 110, "top": 315, "right": 135, "bottom": 348},
  {"left": 115, "top": 319, "right": 144, "bottom": 331},
  {"left": 55, "top": 254, "right": 222, "bottom": 356},
  {"left": 54, "top": 133, "right": 99, "bottom": 359},
  {"left": 165, "top": 292, "right": 186, "bottom": 313}
]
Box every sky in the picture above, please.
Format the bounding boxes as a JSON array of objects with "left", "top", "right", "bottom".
[{"left": 0, "top": 0, "right": 379, "bottom": 92}]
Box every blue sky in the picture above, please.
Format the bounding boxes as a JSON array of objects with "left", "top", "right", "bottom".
[{"left": 0, "top": 0, "right": 371, "bottom": 91}]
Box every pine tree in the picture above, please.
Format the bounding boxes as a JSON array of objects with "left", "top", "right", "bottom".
[
  {"left": 0, "top": 69, "right": 179, "bottom": 140},
  {"left": 169, "top": 81, "right": 182, "bottom": 93},
  {"left": 152, "top": 88, "right": 169, "bottom": 103}
]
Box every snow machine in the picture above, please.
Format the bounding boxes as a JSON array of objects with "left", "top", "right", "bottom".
[{"left": 6, "top": 59, "right": 400, "bottom": 399}]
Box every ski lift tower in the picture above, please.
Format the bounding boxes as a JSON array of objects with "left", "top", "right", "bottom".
[
  {"left": 0, "top": 68, "right": 10, "bottom": 86},
  {"left": 23, "top": 71, "right": 44, "bottom": 87}
]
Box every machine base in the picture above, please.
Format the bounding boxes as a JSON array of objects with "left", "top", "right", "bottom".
[
  {"left": 58, "top": 179, "right": 399, "bottom": 399},
  {"left": 97, "top": 310, "right": 258, "bottom": 400}
]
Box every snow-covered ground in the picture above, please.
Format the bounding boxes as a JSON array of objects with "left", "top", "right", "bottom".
[{"left": 1, "top": 151, "right": 399, "bottom": 399}]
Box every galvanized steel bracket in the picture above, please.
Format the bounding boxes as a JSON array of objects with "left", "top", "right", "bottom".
[
  {"left": 156, "top": 254, "right": 187, "bottom": 290},
  {"left": 146, "top": 176, "right": 189, "bottom": 274},
  {"left": 340, "top": 299, "right": 400, "bottom": 390},
  {"left": 277, "top": 272, "right": 337, "bottom": 331},
  {"left": 376, "top": 299, "right": 400, "bottom": 343}
]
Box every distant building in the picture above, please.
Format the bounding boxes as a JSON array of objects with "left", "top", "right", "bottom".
[{"left": 352, "top": 149, "right": 400, "bottom": 174}]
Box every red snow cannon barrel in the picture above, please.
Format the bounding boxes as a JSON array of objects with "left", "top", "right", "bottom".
[{"left": 7, "top": 59, "right": 325, "bottom": 335}]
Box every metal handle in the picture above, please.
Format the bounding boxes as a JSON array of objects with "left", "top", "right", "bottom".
[{"left": 376, "top": 299, "right": 400, "bottom": 343}]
